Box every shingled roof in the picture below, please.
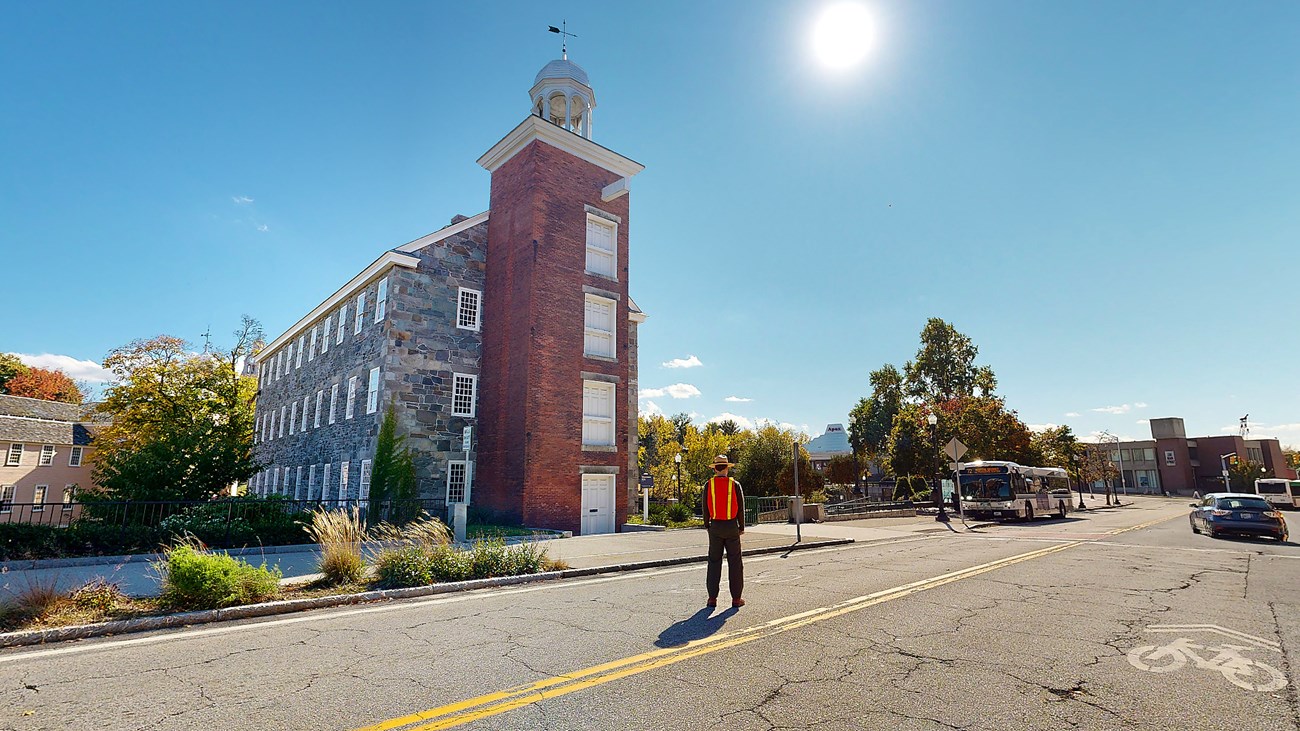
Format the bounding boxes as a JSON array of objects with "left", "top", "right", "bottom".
[{"left": 0, "top": 394, "right": 102, "bottom": 446}]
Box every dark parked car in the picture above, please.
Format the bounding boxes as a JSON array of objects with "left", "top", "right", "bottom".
[{"left": 1189, "top": 493, "right": 1289, "bottom": 542}]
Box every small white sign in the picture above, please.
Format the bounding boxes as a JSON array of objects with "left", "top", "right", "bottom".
[{"left": 462, "top": 426, "right": 472, "bottom": 448}]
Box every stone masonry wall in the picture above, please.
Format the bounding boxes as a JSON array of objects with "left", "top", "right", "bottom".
[{"left": 252, "top": 274, "right": 390, "bottom": 501}]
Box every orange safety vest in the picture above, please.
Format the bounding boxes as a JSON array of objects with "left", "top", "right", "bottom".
[{"left": 706, "top": 476, "right": 739, "bottom": 521}]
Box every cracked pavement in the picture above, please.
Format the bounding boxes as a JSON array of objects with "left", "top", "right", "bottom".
[{"left": 1, "top": 499, "right": 1296, "bottom": 730}]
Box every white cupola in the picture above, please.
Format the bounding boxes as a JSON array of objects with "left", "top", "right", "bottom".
[{"left": 530, "top": 56, "right": 596, "bottom": 140}]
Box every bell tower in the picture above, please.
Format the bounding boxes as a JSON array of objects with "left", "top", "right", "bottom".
[{"left": 474, "top": 57, "right": 643, "bottom": 534}]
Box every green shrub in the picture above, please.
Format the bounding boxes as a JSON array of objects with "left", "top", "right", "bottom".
[
  {"left": 667, "top": 502, "right": 692, "bottom": 522},
  {"left": 156, "top": 543, "right": 281, "bottom": 610},
  {"left": 647, "top": 504, "right": 670, "bottom": 526},
  {"left": 428, "top": 545, "right": 472, "bottom": 582},
  {"left": 373, "top": 546, "right": 434, "bottom": 589}
]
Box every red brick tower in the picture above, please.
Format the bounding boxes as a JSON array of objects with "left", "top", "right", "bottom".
[{"left": 475, "top": 58, "right": 644, "bottom": 534}]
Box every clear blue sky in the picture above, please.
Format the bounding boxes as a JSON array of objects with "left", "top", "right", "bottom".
[{"left": 3, "top": 1, "right": 1297, "bottom": 446}]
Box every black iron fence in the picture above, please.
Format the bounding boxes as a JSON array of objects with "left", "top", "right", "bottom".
[
  {"left": 0, "top": 497, "right": 447, "bottom": 559},
  {"left": 823, "top": 498, "right": 916, "bottom": 517}
]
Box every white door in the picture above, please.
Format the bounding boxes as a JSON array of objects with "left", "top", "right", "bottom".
[{"left": 580, "top": 475, "right": 616, "bottom": 535}]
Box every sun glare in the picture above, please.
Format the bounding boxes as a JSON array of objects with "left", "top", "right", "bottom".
[{"left": 812, "top": 2, "right": 874, "bottom": 69}]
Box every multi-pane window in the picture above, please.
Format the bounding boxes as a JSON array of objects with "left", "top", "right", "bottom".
[
  {"left": 32, "top": 485, "right": 47, "bottom": 512},
  {"left": 329, "top": 383, "right": 339, "bottom": 424},
  {"left": 452, "top": 374, "right": 477, "bottom": 417},
  {"left": 308, "top": 464, "right": 317, "bottom": 500},
  {"left": 69, "top": 446, "right": 83, "bottom": 467},
  {"left": 272, "top": 468, "right": 279, "bottom": 492},
  {"left": 290, "top": 402, "right": 298, "bottom": 435},
  {"left": 323, "top": 463, "right": 332, "bottom": 501},
  {"left": 303, "top": 395, "right": 311, "bottom": 430},
  {"left": 346, "top": 377, "right": 358, "bottom": 419},
  {"left": 446, "top": 461, "right": 467, "bottom": 503},
  {"left": 287, "top": 343, "right": 295, "bottom": 372},
  {"left": 275, "top": 351, "right": 283, "bottom": 381},
  {"left": 339, "top": 460, "right": 350, "bottom": 500},
  {"left": 39, "top": 445, "right": 56, "bottom": 466},
  {"left": 457, "top": 288, "right": 481, "bottom": 331},
  {"left": 337, "top": 304, "right": 347, "bottom": 344},
  {"left": 7, "top": 443, "right": 23, "bottom": 466},
  {"left": 315, "top": 391, "right": 324, "bottom": 428},
  {"left": 584, "top": 295, "right": 616, "bottom": 358},
  {"left": 268, "top": 411, "right": 275, "bottom": 441},
  {"left": 585, "top": 215, "right": 617, "bottom": 278},
  {"left": 309, "top": 327, "right": 318, "bottom": 360},
  {"left": 582, "top": 380, "right": 615, "bottom": 447},
  {"left": 375, "top": 277, "right": 387, "bottom": 323},
  {"left": 63, "top": 485, "right": 76, "bottom": 510},
  {"left": 296, "top": 466, "right": 305, "bottom": 500},
  {"left": 359, "top": 460, "right": 372, "bottom": 501},
  {"left": 0, "top": 485, "right": 13, "bottom": 513},
  {"left": 296, "top": 336, "right": 305, "bottom": 368},
  {"left": 322, "top": 316, "right": 331, "bottom": 353},
  {"left": 354, "top": 292, "right": 366, "bottom": 334},
  {"left": 367, "top": 367, "right": 380, "bottom": 414},
  {"left": 279, "top": 406, "right": 287, "bottom": 437}
]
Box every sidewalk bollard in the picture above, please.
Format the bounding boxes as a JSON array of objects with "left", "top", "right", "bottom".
[
  {"left": 452, "top": 502, "right": 467, "bottom": 543},
  {"left": 793, "top": 495, "right": 803, "bottom": 543},
  {"left": 642, "top": 488, "right": 650, "bottom": 523}
]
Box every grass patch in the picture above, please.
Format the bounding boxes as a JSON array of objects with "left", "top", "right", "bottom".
[
  {"left": 466, "top": 524, "right": 548, "bottom": 539},
  {"left": 155, "top": 540, "right": 282, "bottom": 611},
  {"left": 304, "top": 507, "right": 367, "bottom": 585}
]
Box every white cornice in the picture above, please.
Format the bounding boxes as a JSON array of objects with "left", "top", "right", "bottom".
[
  {"left": 395, "top": 211, "right": 490, "bottom": 253},
  {"left": 477, "top": 115, "right": 645, "bottom": 180},
  {"left": 254, "top": 251, "right": 421, "bottom": 363}
]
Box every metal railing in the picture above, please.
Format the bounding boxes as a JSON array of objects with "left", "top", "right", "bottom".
[
  {"left": 744, "top": 496, "right": 793, "bottom": 525},
  {"left": 824, "top": 498, "right": 915, "bottom": 517},
  {"left": 0, "top": 497, "right": 448, "bottom": 556}
]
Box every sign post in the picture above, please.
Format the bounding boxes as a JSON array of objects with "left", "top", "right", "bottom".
[{"left": 944, "top": 439, "right": 968, "bottom": 521}]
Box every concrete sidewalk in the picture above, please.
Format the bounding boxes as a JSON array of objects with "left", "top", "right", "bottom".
[{"left": 0, "top": 516, "right": 945, "bottom": 599}]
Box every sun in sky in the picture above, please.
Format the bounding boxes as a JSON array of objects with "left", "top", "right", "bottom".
[{"left": 812, "top": 2, "right": 875, "bottom": 69}]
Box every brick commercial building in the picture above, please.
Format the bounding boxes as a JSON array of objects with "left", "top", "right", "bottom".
[
  {"left": 1085, "top": 417, "right": 1296, "bottom": 495},
  {"left": 249, "top": 56, "right": 644, "bottom": 535}
]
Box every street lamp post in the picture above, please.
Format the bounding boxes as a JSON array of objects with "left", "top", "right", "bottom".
[
  {"left": 1071, "top": 449, "right": 1086, "bottom": 510},
  {"left": 1219, "top": 453, "right": 1236, "bottom": 492},
  {"left": 674, "top": 451, "right": 683, "bottom": 501},
  {"left": 928, "top": 413, "right": 948, "bottom": 523}
]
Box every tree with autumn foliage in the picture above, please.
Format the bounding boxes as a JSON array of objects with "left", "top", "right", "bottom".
[
  {"left": 5, "top": 367, "right": 84, "bottom": 403},
  {"left": 90, "top": 317, "right": 263, "bottom": 502}
]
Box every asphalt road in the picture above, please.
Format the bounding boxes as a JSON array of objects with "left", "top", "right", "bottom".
[{"left": 3, "top": 499, "right": 1297, "bottom": 731}]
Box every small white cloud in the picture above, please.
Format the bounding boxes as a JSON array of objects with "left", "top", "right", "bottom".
[
  {"left": 1092, "top": 404, "right": 1132, "bottom": 415},
  {"left": 1134, "top": 402, "right": 1149, "bottom": 409},
  {"left": 639, "top": 400, "right": 664, "bottom": 417},
  {"left": 708, "top": 412, "right": 754, "bottom": 430},
  {"left": 232, "top": 195, "right": 254, "bottom": 204},
  {"left": 1027, "top": 423, "right": 1060, "bottom": 432},
  {"left": 256, "top": 224, "right": 269, "bottom": 232},
  {"left": 9, "top": 353, "right": 113, "bottom": 384},
  {"left": 1136, "top": 419, "right": 1149, "bottom": 425},
  {"left": 779, "top": 422, "right": 811, "bottom": 436},
  {"left": 640, "top": 383, "right": 701, "bottom": 400},
  {"left": 1064, "top": 412, "right": 1080, "bottom": 417},
  {"left": 725, "top": 396, "right": 752, "bottom": 403},
  {"left": 662, "top": 355, "right": 703, "bottom": 369}
]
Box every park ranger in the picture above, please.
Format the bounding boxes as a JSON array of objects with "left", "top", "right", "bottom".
[{"left": 702, "top": 454, "right": 746, "bottom": 608}]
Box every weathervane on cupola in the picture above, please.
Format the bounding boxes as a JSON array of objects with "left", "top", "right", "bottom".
[
  {"left": 547, "top": 21, "right": 576, "bottom": 60},
  {"left": 533, "top": 21, "right": 597, "bottom": 139}
]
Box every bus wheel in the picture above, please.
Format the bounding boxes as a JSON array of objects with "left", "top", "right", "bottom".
[
  {"left": 1025, "top": 503, "right": 1034, "bottom": 521},
  {"left": 1057, "top": 501, "right": 1067, "bottom": 519}
]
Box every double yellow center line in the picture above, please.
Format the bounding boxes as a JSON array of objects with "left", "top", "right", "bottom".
[{"left": 356, "top": 514, "right": 1179, "bottom": 731}]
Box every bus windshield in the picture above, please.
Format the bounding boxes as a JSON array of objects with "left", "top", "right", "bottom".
[{"left": 962, "top": 477, "right": 1012, "bottom": 500}]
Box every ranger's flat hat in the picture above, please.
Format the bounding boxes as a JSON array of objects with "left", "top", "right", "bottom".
[{"left": 710, "top": 455, "right": 735, "bottom": 467}]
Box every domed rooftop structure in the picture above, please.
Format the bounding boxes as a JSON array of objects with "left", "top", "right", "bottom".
[
  {"left": 534, "top": 58, "right": 589, "bottom": 88},
  {"left": 529, "top": 57, "right": 597, "bottom": 140}
]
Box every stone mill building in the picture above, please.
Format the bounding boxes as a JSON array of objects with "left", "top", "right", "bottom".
[{"left": 249, "top": 55, "right": 645, "bottom": 535}]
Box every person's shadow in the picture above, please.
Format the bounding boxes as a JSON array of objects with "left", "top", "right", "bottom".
[{"left": 654, "top": 607, "right": 738, "bottom": 648}]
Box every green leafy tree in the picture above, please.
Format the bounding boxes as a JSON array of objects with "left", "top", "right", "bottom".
[
  {"left": 734, "top": 423, "right": 802, "bottom": 497},
  {"left": 1029, "top": 425, "right": 1079, "bottom": 469},
  {"left": 823, "top": 455, "right": 860, "bottom": 486},
  {"left": 0, "top": 354, "right": 31, "bottom": 393},
  {"left": 1225, "top": 458, "right": 1272, "bottom": 493},
  {"left": 848, "top": 364, "right": 903, "bottom": 464},
  {"left": 669, "top": 413, "right": 693, "bottom": 443},
  {"left": 777, "top": 445, "right": 824, "bottom": 500},
  {"left": 91, "top": 318, "right": 263, "bottom": 503},
  {"left": 369, "top": 405, "right": 418, "bottom": 522},
  {"left": 903, "top": 318, "right": 996, "bottom": 404},
  {"left": 884, "top": 404, "right": 931, "bottom": 482}
]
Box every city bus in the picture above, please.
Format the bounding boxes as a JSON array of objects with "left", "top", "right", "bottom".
[
  {"left": 957, "top": 461, "right": 1075, "bottom": 521},
  {"left": 1252, "top": 479, "right": 1299, "bottom": 510}
]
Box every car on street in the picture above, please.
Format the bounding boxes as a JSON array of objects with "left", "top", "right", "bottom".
[{"left": 1189, "top": 493, "right": 1289, "bottom": 542}]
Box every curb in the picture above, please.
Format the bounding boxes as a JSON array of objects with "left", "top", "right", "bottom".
[{"left": 0, "top": 538, "right": 854, "bottom": 648}]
